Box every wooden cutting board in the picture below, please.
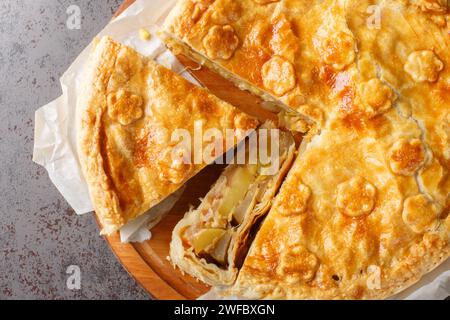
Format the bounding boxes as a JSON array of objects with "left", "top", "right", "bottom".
[{"left": 103, "top": 0, "right": 276, "bottom": 300}]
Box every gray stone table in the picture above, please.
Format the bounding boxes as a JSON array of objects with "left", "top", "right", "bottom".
[{"left": 0, "top": 0, "right": 148, "bottom": 299}]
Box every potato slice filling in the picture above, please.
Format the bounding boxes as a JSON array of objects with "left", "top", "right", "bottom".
[
  {"left": 186, "top": 170, "right": 281, "bottom": 267},
  {"left": 232, "top": 185, "right": 258, "bottom": 226},
  {"left": 181, "top": 128, "right": 296, "bottom": 272},
  {"left": 218, "top": 165, "right": 257, "bottom": 218},
  {"left": 209, "top": 231, "right": 233, "bottom": 265},
  {"left": 192, "top": 228, "right": 226, "bottom": 255}
]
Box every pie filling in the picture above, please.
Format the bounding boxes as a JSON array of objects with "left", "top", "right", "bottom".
[{"left": 171, "top": 125, "right": 296, "bottom": 285}]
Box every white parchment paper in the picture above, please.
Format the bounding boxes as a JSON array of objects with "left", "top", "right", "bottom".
[
  {"left": 33, "top": 0, "right": 189, "bottom": 242},
  {"left": 32, "top": 0, "right": 448, "bottom": 299}
]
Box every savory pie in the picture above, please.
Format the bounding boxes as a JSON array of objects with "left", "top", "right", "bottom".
[
  {"left": 76, "top": 36, "right": 259, "bottom": 235},
  {"left": 170, "top": 123, "right": 296, "bottom": 286},
  {"left": 163, "top": 0, "right": 450, "bottom": 299}
]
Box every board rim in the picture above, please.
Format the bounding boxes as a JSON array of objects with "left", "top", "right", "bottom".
[{"left": 102, "top": 229, "right": 186, "bottom": 300}]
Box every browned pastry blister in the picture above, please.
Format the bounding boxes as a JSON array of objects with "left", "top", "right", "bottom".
[{"left": 163, "top": 0, "right": 450, "bottom": 299}]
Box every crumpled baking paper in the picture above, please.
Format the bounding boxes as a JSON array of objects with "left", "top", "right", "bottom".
[{"left": 32, "top": 0, "right": 448, "bottom": 299}]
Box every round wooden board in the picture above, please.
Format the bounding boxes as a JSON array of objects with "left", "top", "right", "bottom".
[{"left": 102, "top": 0, "right": 276, "bottom": 300}]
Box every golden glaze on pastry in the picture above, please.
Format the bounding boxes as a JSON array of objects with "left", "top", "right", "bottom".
[
  {"left": 164, "top": 0, "right": 450, "bottom": 299},
  {"left": 163, "top": 0, "right": 359, "bottom": 121},
  {"left": 76, "top": 37, "right": 258, "bottom": 235}
]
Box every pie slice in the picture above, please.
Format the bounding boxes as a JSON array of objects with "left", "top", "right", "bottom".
[
  {"left": 76, "top": 36, "right": 259, "bottom": 235},
  {"left": 170, "top": 123, "right": 296, "bottom": 285}
]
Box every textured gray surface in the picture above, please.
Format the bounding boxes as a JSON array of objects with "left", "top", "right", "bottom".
[{"left": 0, "top": 0, "right": 149, "bottom": 300}]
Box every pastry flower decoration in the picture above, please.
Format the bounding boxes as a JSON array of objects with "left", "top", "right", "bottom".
[
  {"left": 262, "top": 56, "right": 297, "bottom": 96},
  {"left": 157, "top": 148, "right": 193, "bottom": 185},
  {"left": 404, "top": 50, "right": 444, "bottom": 83},
  {"left": 202, "top": 25, "right": 239, "bottom": 60},
  {"left": 277, "top": 245, "right": 319, "bottom": 284},
  {"left": 275, "top": 182, "right": 311, "bottom": 216},
  {"left": 315, "top": 30, "right": 356, "bottom": 71},
  {"left": 336, "top": 177, "right": 377, "bottom": 218},
  {"left": 107, "top": 89, "right": 144, "bottom": 126},
  {"left": 388, "top": 139, "right": 426, "bottom": 176},
  {"left": 358, "top": 78, "right": 394, "bottom": 118},
  {"left": 402, "top": 194, "right": 440, "bottom": 233}
]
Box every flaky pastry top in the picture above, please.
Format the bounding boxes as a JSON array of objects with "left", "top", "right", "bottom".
[{"left": 77, "top": 37, "right": 258, "bottom": 234}]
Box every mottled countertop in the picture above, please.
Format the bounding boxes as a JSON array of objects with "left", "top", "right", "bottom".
[{"left": 0, "top": 0, "right": 148, "bottom": 299}]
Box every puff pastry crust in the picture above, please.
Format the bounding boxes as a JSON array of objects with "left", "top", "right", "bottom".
[
  {"left": 76, "top": 37, "right": 258, "bottom": 235},
  {"left": 164, "top": 0, "right": 450, "bottom": 299},
  {"left": 163, "top": 0, "right": 355, "bottom": 121}
]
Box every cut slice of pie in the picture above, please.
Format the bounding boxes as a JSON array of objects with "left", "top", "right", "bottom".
[
  {"left": 170, "top": 123, "right": 296, "bottom": 285},
  {"left": 76, "top": 36, "right": 259, "bottom": 235}
]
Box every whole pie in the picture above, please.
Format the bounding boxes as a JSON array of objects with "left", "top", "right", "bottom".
[
  {"left": 162, "top": 0, "right": 450, "bottom": 299},
  {"left": 77, "top": 36, "right": 258, "bottom": 235}
]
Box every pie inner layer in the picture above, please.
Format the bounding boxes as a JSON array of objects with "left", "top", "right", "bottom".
[{"left": 170, "top": 125, "right": 296, "bottom": 286}]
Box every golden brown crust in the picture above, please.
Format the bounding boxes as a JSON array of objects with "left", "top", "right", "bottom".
[
  {"left": 164, "top": 0, "right": 450, "bottom": 299},
  {"left": 77, "top": 37, "right": 258, "bottom": 235},
  {"left": 163, "top": 0, "right": 360, "bottom": 120}
]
